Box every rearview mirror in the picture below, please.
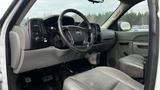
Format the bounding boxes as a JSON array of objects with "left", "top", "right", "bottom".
[
  {"left": 88, "top": 0, "right": 104, "bottom": 3},
  {"left": 118, "top": 22, "right": 131, "bottom": 31}
]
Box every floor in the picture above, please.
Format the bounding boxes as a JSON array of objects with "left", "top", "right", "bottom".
[{"left": 16, "top": 59, "right": 92, "bottom": 90}]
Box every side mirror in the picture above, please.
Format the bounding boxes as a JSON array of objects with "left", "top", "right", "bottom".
[
  {"left": 88, "top": 0, "right": 104, "bottom": 3},
  {"left": 118, "top": 22, "right": 131, "bottom": 31}
]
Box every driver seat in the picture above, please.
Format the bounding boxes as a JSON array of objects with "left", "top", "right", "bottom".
[{"left": 63, "top": 67, "right": 144, "bottom": 90}]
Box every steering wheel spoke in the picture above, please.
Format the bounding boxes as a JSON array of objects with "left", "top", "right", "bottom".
[
  {"left": 63, "top": 29, "right": 74, "bottom": 44},
  {"left": 77, "top": 20, "right": 85, "bottom": 26},
  {"left": 62, "top": 25, "right": 71, "bottom": 31}
]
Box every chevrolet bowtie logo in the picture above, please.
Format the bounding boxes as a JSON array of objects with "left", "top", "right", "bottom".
[{"left": 76, "top": 30, "right": 82, "bottom": 35}]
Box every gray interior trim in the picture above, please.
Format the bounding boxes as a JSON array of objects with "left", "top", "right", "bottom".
[
  {"left": 101, "top": 29, "right": 116, "bottom": 40},
  {"left": 14, "top": 47, "right": 84, "bottom": 73},
  {"left": 101, "top": 2, "right": 130, "bottom": 28},
  {"left": 117, "top": 31, "right": 148, "bottom": 42},
  {"left": 9, "top": 26, "right": 85, "bottom": 73},
  {"left": 9, "top": 26, "right": 30, "bottom": 69}
]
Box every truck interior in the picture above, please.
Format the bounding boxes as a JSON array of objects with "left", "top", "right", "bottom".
[{"left": 4, "top": 0, "right": 150, "bottom": 90}]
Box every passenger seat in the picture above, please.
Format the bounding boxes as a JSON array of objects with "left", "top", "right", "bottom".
[{"left": 119, "top": 54, "right": 145, "bottom": 78}]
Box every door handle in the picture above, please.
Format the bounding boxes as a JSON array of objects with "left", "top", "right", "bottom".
[
  {"left": 137, "top": 45, "right": 148, "bottom": 49},
  {"left": 119, "top": 42, "right": 129, "bottom": 45},
  {"left": 133, "top": 42, "right": 148, "bottom": 49}
]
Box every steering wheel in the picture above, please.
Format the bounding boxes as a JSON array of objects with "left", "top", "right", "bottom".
[{"left": 58, "top": 9, "right": 94, "bottom": 52}]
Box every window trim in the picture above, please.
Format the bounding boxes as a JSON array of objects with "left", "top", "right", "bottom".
[{"left": 0, "top": 0, "right": 17, "bottom": 29}]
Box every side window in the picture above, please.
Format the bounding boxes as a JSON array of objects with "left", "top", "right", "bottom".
[{"left": 120, "top": 1, "right": 149, "bottom": 32}]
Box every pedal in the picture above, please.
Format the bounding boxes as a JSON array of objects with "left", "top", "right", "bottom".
[
  {"left": 42, "top": 75, "right": 54, "bottom": 82},
  {"left": 24, "top": 77, "right": 32, "bottom": 83},
  {"left": 65, "top": 66, "right": 74, "bottom": 74}
]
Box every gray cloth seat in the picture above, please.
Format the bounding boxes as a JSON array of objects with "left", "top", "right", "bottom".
[
  {"left": 119, "top": 54, "right": 144, "bottom": 78},
  {"left": 63, "top": 67, "right": 144, "bottom": 90}
]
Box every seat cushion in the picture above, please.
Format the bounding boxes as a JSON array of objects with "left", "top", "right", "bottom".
[
  {"left": 119, "top": 54, "right": 144, "bottom": 78},
  {"left": 63, "top": 67, "right": 144, "bottom": 90}
]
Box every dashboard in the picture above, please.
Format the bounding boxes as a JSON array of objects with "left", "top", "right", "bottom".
[
  {"left": 29, "top": 15, "right": 102, "bottom": 50},
  {"left": 10, "top": 15, "right": 116, "bottom": 73}
]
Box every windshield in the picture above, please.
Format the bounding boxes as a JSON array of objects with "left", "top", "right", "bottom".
[{"left": 22, "top": 0, "right": 120, "bottom": 25}]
